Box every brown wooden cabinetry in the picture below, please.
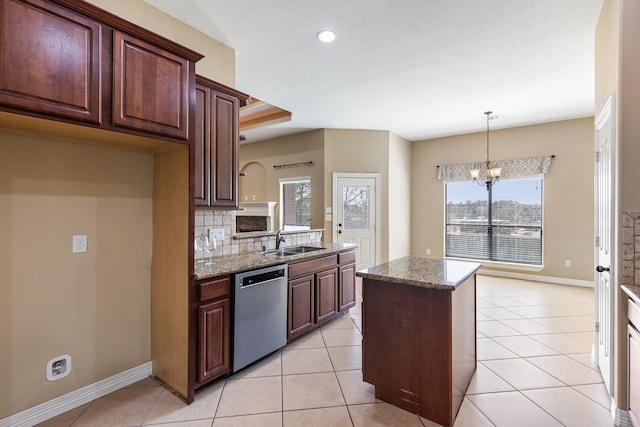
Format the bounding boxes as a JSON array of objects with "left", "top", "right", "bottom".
[
  {"left": 362, "top": 273, "right": 476, "bottom": 427},
  {"left": 0, "top": 0, "right": 103, "bottom": 124},
  {"left": 316, "top": 268, "right": 338, "bottom": 324},
  {"left": 0, "top": 0, "right": 202, "bottom": 143},
  {"left": 112, "top": 30, "right": 190, "bottom": 139},
  {"left": 287, "top": 251, "right": 357, "bottom": 342},
  {"left": 288, "top": 274, "right": 315, "bottom": 339},
  {"left": 195, "top": 276, "right": 231, "bottom": 387},
  {"left": 338, "top": 250, "right": 357, "bottom": 312},
  {"left": 194, "top": 75, "right": 249, "bottom": 208}
]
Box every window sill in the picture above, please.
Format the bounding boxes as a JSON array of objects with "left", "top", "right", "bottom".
[{"left": 444, "top": 256, "right": 544, "bottom": 272}]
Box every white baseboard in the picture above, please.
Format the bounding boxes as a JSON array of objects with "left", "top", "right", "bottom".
[
  {"left": 0, "top": 362, "right": 152, "bottom": 427},
  {"left": 478, "top": 268, "right": 594, "bottom": 288}
]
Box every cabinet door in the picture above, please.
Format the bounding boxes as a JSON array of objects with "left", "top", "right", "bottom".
[
  {"left": 198, "top": 298, "right": 230, "bottom": 385},
  {"left": 339, "top": 263, "right": 356, "bottom": 312},
  {"left": 0, "top": 0, "right": 102, "bottom": 123},
  {"left": 630, "top": 324, "right": 640, "bottom": 427},
  {"left": 194, "top": 84, "right": 210, "bottom": 206},
  {"left": 209, "top": 89, "right": 239, "bottom": 207},
  {"left": 112, "top": 30, "right": 189, "bottom": 139},
  {"left": 288, "top": 274, "right": 315, "bottom": 340},
  {"left": 316, "top": 268, "right": 338, "bottom": 325}
]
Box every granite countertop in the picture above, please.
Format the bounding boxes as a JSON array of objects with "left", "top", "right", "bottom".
[
  {"left": 622, "top": 284, "right": 640, "bottom": 304},
  {"left": 356, "top": 256, "right": 481, "bottom": 291},
  {"left": 194, "top": 242, "right": 357, "bottom": 280}
]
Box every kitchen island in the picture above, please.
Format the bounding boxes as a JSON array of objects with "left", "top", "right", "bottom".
[{"left": 356, "top": 257, "right": 481, "bottom": 427}]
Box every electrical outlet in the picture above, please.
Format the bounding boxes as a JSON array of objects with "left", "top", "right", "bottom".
[
  {"left": 72, "top": 235, "right": 87, "bottom": 253},
  {"left": 47, "top": 354, "right": 71, "bottom": 381},
  {"left": 565, "top": 259, "right": 572, "bottom": 267},
  {"left": 426, "top": 248, "right": 431, "bottom": 256}
]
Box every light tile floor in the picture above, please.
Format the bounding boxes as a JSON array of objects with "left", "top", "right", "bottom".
[{"left": 38, "top": 275, "right": 614, "bottom": 426}]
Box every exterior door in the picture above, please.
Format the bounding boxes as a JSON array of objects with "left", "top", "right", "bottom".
[
  {"left": 594, "top": 96, "right": 615, "bottom": 394},
  {"left": 333, "top": 174, "right": 380, "bottom": 270}
]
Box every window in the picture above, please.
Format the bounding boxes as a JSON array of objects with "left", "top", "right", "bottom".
[
  {"left": 445, "top": 178, "right": 543, "bottom": 265},
  {"left": 280, "top": 177, "right": 311, "bottom": 230}
]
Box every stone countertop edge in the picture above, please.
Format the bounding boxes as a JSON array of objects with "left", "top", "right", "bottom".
[
  {"left": 356, "top": 256, "right": 481, "bottom": 291},
  {"left": 233, "top": 228, "right": 325, "bottom": 240},
  {"left": 622, "top": 284, "right": 640, "bottom": 304},
  {"left": 194, "top": 242, "right": 357, "bottom": 280}
]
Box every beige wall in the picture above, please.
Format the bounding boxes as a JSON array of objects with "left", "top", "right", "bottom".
[
  {"left": 0, "top": 136, "right": 153, "bottom": 417},
  {"left": 388, "top": 133, "right": 412, "bottom": 260},
  {"left": 323, "top": 129, "right": 391, "bottom": 261},
  {"left": 411, "top": 118, "right": 594, "bottom": 281},
  {"left": 239, "top": 130, "right": 325, "bottom": 230},
  {"left": 1, "top": 2, "right": 236, "bottom": 418},
  {"left": 241, "top": 128, "right": 412, "bottom": 265}
]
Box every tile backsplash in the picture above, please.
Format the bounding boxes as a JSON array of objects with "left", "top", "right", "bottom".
[
  {"left": 622, "top": 211, "right": 640, "bottom": 286},
  {"left": 194, "top": 209, "right": 323, "bottom": 261}
]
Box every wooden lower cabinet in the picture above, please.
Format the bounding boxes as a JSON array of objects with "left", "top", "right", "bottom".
[
  {"left": 198, "top": 298, "right": 230, "bottom": 385},
  {"left": 338, "top": 263, "right": 356, "bottom": 312},
  {"left": 315, "top": 268, "right": 338, "bottom": 324},
  {"left": 195, "top": 276, "right": 231, "bottom": 388},
  {"left": 288, "top": 274, "right": 315, "bottom": 340},
  {"left": 287, "top": 249, "right": 356, "bottom": 342}
]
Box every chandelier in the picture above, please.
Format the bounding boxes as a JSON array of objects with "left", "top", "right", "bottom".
[{"left": 470, "top": 111, "right": 502, "bottom": 189}]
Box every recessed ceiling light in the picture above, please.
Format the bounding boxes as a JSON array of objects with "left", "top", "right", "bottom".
[{"left": 317, "top": 30, "right": 336, "bottom": 43}]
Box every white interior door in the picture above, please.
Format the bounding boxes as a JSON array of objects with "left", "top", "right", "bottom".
[
  {"left": 333, "top": 174, "right": 380, "bottom": 270},
  {"left": 594, "top": 96, "right": 615, "bottom": 395}
]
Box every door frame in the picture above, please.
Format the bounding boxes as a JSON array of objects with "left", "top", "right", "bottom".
[
  {"left": 332, "top": 172, "right": 382, "bottom": 267},
  {"left": 593, "top": 94, "right": 616, "bottom": 397}
]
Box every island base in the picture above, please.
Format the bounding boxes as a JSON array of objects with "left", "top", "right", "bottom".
[{"left": 362, "top": 275, "right": 476, "bottom": 427}]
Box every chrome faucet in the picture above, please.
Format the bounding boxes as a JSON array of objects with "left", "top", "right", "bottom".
[{"left": 276, "top": 229, "right": 286, "bottom": 249}]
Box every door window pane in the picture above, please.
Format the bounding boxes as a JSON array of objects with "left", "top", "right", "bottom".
[{"left": 343, "top": 185, "right": 370, "bottom": 229}]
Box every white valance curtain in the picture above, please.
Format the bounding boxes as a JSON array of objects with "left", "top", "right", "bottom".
[{"left": 437, "top": 155, "right": 554, "bottom": 182}]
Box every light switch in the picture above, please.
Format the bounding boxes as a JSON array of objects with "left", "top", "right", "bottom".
[
  {"left": 325, "top": 214, "right": 332, "bottom": 221},
  {"left": 325, "top": 207, "right": 332, "bottom": 214}
]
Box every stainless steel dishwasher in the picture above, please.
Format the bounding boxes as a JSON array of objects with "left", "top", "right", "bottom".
[{"left": 233, "top": 264, "right": 288, "bottom": 372}]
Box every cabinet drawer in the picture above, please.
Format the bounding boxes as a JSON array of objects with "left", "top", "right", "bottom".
[
  {"left": 630, "top": 298, "right": 640, "bottom": 329},
  {"left": 339, "top": 251, "right": 356, "bottom": 265},
  {"left": 199, "top": 276, "right": 230, "bottom": 302},
  {"left": 289, "top": 255, "right": 338, "bottom": 278}
]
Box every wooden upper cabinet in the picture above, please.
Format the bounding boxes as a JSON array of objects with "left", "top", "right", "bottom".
[
  {"left": 195, "top": 75, "right": 249, "bottom": 208},
  {"left": 112, "top": 30, "right": 190, "bottom": 139},
  {"left": 210, "top": 89, "right": 239, "bottom": 207},
  {"left": 194, "top": 84, "right": 210, "bottom": 206},
  {"left": 0, "top": 0, "right": 102, "bottom": 123},
  {"left": 0, "top": 0, "right": 203, "bottom": 146}
]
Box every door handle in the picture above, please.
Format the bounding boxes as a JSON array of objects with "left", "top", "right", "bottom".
[{"left": 596, "top": 265, "right": 610, "bottom": 273}]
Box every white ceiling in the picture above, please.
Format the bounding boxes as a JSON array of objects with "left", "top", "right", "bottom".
[{"left": 146, "top": 0, "right": 604, "bottom": 143}]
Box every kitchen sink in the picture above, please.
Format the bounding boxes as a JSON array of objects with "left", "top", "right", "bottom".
[
  {"left": 261, "top": 246, "right": 324, "bottom": 257},
  {"left": 262, "top": 249, "right": 297, "bottom": 256},
  {"left": 286, "top": 246, "right": 324, "bottom": 253}
]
